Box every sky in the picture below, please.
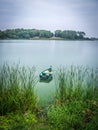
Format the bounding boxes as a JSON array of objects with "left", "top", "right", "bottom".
[{"left": 0, "top": 0, "right": 98, "bottom": 37}]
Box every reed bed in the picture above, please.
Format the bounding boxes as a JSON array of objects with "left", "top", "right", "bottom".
[
  {"left": 0, "top": 64, "right": 98, "bottom": 129},
  {"left": 54, "top": 66, "right": 98, "bottom": 103},
  {"left": 48, "top": 66, "right": 98, "bottom": 130},
  {"left": 0, "top": 64, "right": 37, "bottom": 115}
]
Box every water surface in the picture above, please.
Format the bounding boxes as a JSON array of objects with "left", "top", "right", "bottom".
[
  {"left": 0, "top": 40, "right": 98, "bottom": 67},
  {"left": 0, "top": 40, "right": 98, "bottom": 102}
]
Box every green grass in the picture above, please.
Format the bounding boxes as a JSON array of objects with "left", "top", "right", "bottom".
[
  {"left": 0, "top": 111, "right": 37, "bottom": 130},
  {"left": 54, "top": 66, "right": 98, "bottom": 103},
  {"left": 0, "top": 64, "right": 37, "bottom": 115},
  {"left": 48, "top": 66, "right": 98, "bottom": 130},
  {"left": 0, "top": 64, "right": 98, "bottom": 130}
]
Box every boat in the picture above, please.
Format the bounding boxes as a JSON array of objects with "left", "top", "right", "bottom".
[{"left": 39, "top": 67, "right": 53, "bottom": 83}]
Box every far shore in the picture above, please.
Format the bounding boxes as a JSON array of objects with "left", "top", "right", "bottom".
[
  {"left": 0, "top": 29, "right": 98, "bottom": 40},
  {"left": 0, "top": 37, "right": 98, "bottom": 41}
]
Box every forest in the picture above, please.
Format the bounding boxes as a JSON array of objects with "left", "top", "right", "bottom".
[{"left": 0, "top": 29, "right": 92, "bottom": 40}]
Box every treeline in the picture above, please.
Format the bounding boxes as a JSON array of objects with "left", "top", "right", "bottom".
[
  {"left": 55, "top": 30, "right": 86, "bottom": 40},
  {"left": 0, "top": 29, "right": 53, "bottom": 39},
  {"left": 0, "top": 28, "right": 90, "bottom": 40}
]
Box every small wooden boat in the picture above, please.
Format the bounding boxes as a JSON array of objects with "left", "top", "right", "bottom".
[{"left": 39, "top": 67, "right": 53, "bottom": 83}]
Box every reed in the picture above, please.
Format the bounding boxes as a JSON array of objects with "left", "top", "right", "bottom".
[
  {"left": 55, "top": 65, "right": 98, "bottom": 104},
  {"left": 0, "top": 64, "right": 38, "bottom": 115},
  {"left": 0, "top": 64, "right": 98, "bottom": 129},
  {"left": 48, "top": 66, "right": 98, "bottom": 130}
]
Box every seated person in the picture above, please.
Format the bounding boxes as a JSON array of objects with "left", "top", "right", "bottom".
[{"left": 43, "top": 67, "right": 52, "bottom": 76}]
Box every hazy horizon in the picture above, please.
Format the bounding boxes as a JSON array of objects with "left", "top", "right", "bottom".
[{"left": 0, "top": 0, "right": 98, "bottom": 37}]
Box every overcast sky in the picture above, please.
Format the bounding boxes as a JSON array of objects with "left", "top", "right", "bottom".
[{"left": 0, "top": 0, "right": 98, "bottom": 37}]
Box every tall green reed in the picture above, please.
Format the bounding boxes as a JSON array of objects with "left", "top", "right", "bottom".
[
  {"left": 48, "top": 66, "right": 98, "bottom": 130},
  {"left": 55, "top": 65, "right": 98, "bottom": 104},
  {"left": 0, "top": 64, "right": 38, "bottom": 115}
]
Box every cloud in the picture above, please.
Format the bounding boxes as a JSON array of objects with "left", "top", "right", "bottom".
[{"left": 0, "top": 0, "right": 98, "bottom": 37}]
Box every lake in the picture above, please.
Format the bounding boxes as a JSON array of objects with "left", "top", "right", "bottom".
[
  {"left": 0, "top": 40, "right": 98, "bottom": 67},
  {"left": 0, "top": 40, "right": 98, "bottom": 102}
]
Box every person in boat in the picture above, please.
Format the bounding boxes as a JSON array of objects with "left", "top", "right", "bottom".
[
  {"left": 44, "top": 67, "right": 52, "bottom": 76},
  {"left": 39, "top": 66, "right": 53, "bottom": 81}
]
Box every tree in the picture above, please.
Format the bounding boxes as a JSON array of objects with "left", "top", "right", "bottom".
[
  {"left": 77, "top": 32, "right": 86, "bottom": 39},
  {"left": 39, "top": 30, "right": 53, "bottom": 38},
  {"left": 55, "top": 30, "right": 62, "bottom": 37},
  {"left": 0, "top": 29, "right": 87, "bottom": 40}
]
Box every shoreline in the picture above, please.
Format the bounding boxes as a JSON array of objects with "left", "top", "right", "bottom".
[{"left": 0, "top": 37, "right": 97, "bottom": 41}]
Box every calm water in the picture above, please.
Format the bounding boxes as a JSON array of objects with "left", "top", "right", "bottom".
[
  {"left": 0, "top": 40, "right": 98, "bottom": 67},
  {"left": 0, "top": 40, "right": 98, "bottom": 101}
]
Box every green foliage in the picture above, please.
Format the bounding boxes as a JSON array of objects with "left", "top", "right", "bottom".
[
  {"left": 0, "top": 65, "right": 98, "bottom": 129},
  {"left": 0, "top": 112, "right": 37, "bottom": 130},
  {"left": 55, "top": 30, "right": 62, "bottom": 37},
  {"left": 0, "top": 64, "right": 38, "bottom": 115},
  {"left": 39, "top": 30, "right": 53, "bottom": 38},
  {"left": 48, "top": 103, "right": 83, "bottom": 130},
  {"left": 0, "top": 29, "right": 53, "bottom": 39},
  {"left": 55, "top": 30, "right": 86, "bottom": 40},
  {"left": 55, "top": 66, "right": 98, "bottom": 103},
  {"left": 48, "top": 100, "right": 98, "bottom": 130},
  {"left": 0, "top": 28, "right": 87, "bottom": 40},
  {"left": 47, "top": 66, "right": 98, "bottom": 130}
]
